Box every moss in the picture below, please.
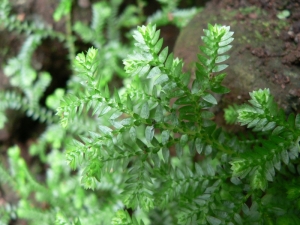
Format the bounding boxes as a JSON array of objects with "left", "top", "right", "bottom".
[{"left": 239, "top": 6, "right": 262, "bottom": 15}]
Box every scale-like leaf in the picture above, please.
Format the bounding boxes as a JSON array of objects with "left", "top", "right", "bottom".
[
  {"left": 99, "top": 125, "right": 112, "bottom": 135},
  {"left": 114, "top": 89, "right": 121, "bottom": 104},
  {"left": 173, "top": 62, "right": 183, "bottom": 77},
  {"left": 220, "top": 31, "right": 234, "bottom": 41},
  {"left": 145, "top": 126, "right": 154, "bottom": 143},
  {"left": 180, "top": 134, "right": 189, "bottom": 147},
  {"left": 204, "top": 145, "right": 212, "bottom": 155},
  {"left": 161, "top": 130, "right": 170, "bottom": 145},
  {"left": 158, "top": 47, "right": 168, "bottom": 63},
  {"left": 147, "top": 66, "right": 161, "bottom": 79},
  {"left": 198, "top": 54, "right": 211, "bottom": 67},
  {"left": 151, "top": 30, "right": 160, "bottom": 45},
  {"left": 154, "top": 74, "right": 168, "bottom": 85},
  {"left": 202, "top": 94, "right": 217, "bottom": 105},
  {"left": 200, "top": 46, "right": 215, "bottom": 57},
  {"left": 281, "top": 150, "right": 289, "bottom": 165},
  {"left": 217, "top": 45, "right": 232, "bottom": 54},
  {"left": 165, "top": 53, "right": 174, "bottom": 70},
  {"left": 201, "top": 111, "right": 214, "bottom": 119},
  {"left": 154, "top": 38, "right": 163, "bottom": 54},
  {"left": 129, "top": 127, "right": 136, "bottom": 141},
  {"left": 207, "top": 216, "right": 221, "bottom": 225},
  {"left": 141, "top": 102, "right": 149, "bottom": 119},
  {"left": 195, "top": 138, "right": 204, "bottom": 154},
  {"left": 175, "top": 143, "right": 183, "bottom": 157},
  {"left": 215, "top": 55, "right": 229, "bottom": 63},
  {"left": 127, "top": 95, "right": 133, "bottom": 111},
  {"left": 272, "top": 126, "right": 284, "bottom": 135},
  {"left": 110, "top": 111, "right": 122, "bottom": 120},
  {"left": 219, "top": 37, "right": 234, "bottom": 47},
  {"left": 262, "top": 121, "right": 276, "bottom": 132},
  {"left": 181, "top": 72, "right": 191, "bottom": 86},
  {"left": 154, "top": 104, "right": 163, "bottom": 122},
  {"left": 295, "top": 114, "right": 300, "bottom": 129},
  {"left": 212, "top": 64, "right": 228, "bottom": 73},
  {"left": 161, "top": 147, "right": 170, "bottom": 163}
]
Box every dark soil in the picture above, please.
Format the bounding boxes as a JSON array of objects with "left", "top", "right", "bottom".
[{"left": 174, "top": 0, "right": 300, "bottom": 132}]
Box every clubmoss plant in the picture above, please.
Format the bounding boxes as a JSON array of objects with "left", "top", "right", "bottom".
[
  {"left": 56, "top": 22, "right": 300, "bottom": 224},
  {"left": 0, "top": 0, "right": 201, "bottom": 224},
  {"left": 0, "top": 0, "right": 199, "bottom": 129},
  {"left": 1, "top": 1, "right": 300, "bottom": 224}
]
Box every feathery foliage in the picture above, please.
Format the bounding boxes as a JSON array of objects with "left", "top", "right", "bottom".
[
  {"left": 57, "top": 22, "right": 300, "bottom": 224},
  {"left": 0, "top": 1, "right": 202, "bottom": 224},
  {"left": 1, "top": 0, "right": 300, "bottom": 224}
]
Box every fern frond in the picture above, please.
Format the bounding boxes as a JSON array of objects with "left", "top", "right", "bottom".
[
  {"left": 55, "top": 213, "right": 81, "bottom": 225},
  {"left": 0, "top": 91, "right": 55, "bottom": 129},
  {"left": 0, "top": 206, "right": 11, "bottom": 225},
  {"left": 147, "top": 7, "right": 199, "bottom": 28},
  {"left": 0, "top": 0, "right": 65, "bottom": 41},
  {"left": 156, "top": 0, "right": 179, "bottom": 12},
  {"left": 122, "top": 160, "right": 155, "bottom": 211},
  {"left": 111, "top": 209, "right": 145, "bottom": 225},
  {"left": 73, "top": 2, "right": 111, "bottom": 47},
  {"left": 59, "top": 24, "right": 236, "bottom": 204},
  {"left": 107, "top": 0, "right": 123, "bottom": 41},
  {"left": 16, "top": 201, "right": 55, "bottom": 225},
  {"left": 224, "top": 104, "right": 240, "bottom": 124},
  {"left": 230, "top": 89, "right": 300, "bottom": 190},
  {"left": 53, "top": 0, "right": 72, "bottom": 22},
  {"left": 196, "top": 23, "right": 233, "bottom": 94},
  {"left": 237, "top": 89, "right": 280, "bottom": 131},
  {"left": 4, "top": 35, "right": 42, "bottom": 89},
  {"left": 56, "top": 20, "right": 300, "bottom": 223},
  {"left": 117, "top": 5, "right": 142, "bottom": 28},
  {"left": 0, "top": 162, "right": 16, "bottom": 189},
  {"left": 0, "top": 32, "right": 56, "bottom": 128}
]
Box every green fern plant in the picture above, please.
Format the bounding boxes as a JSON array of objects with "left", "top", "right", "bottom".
[
  {"left": 0, "top": 1, "right": 202, "bottom": 224},
  {"left": 0, "top": 0, "right": 199, "bottom": 128},
  {"left": 57, "top": 22, "right": 300, "bottom": 224},
  {"left": 1, "top": 1, "right": 300, "bottom": 224}
]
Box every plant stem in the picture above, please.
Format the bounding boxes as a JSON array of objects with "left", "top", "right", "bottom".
[{"left": 65, "top": 13, "right": 76, "bottom": 63}]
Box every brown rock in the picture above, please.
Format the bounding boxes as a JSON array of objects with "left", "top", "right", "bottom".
[{"left": 174, "top": 1, "right": 300, "bottom": 118}]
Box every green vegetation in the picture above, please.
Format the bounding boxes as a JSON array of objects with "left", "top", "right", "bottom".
[{"left": 1, "top": 0, "right": 300, "bottom": 225}]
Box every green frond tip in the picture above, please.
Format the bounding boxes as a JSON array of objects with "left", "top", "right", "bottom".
[
  {"left": 53, "top": 0, "right": 72, "bottom": 22},
  {"left": 123, "top": 23, "right": 158, "bottom": 76},
  {"left": 111, "top": 210, "right": 132, "bottom": 225},
  {"left": 196, "top": 24, "right": 234, "bottom": 88},
  {"left": 248, "top": 88, "right": 274, "bottom": 108},
  {"left": 74, "top": 47, "right": 98, "bottom": 77},
  {"left": 209, "top": 23, "right": 233, "bottom": 38},
  {"left": 237, "top": 88, "right": 279, "bottom": 130},
  {"left": 46, "top": 88, "right": 65, "bottom": 110},
  {"left": 231, "top": 158, "right": 268, "bottom": 191},
  {"left": 224, "top": 104, "right": 239, "bottom": 124}
]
